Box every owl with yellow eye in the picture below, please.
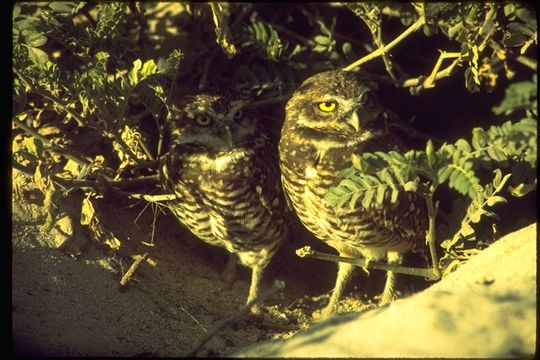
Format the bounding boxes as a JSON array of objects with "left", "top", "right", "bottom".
[
  {"left": 160, "top": 90, "right": 291, "bottom": 313},
  {"left": 279, "top": 70, "right": 427, "bottom": 318}
]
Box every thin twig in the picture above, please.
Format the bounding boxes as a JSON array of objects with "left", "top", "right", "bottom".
[
  {"left": 401, "top": 54, "right": 463, "bottom": 94},
  {"left": 120, "top": 253, "right": 149, "bottom": 286},
  {"left": 422, "top": 51, "right": 462, "bottom": 89},
  {"left": 13, "top": 159, "right": 160, "bottom": 191},
  {"left": 516, "top": 55, "right": 537, "bottom": 71},
  {"left": 183, "top": 280, "right": 286, "bottom": 357},
  {"left": 129, "top": 192, "right": 176, "bottom": 202},
  {"left": 425, "top": 191, "right": 441, "bottom": 280},
  {"left": 344, "top": 16, "right": 425, "bottom": 71},
  {"left": 180, "top": 306, "right": 208, "bottom": 334},
  {"left": 296, "top": 247, "right": 439, "bottom": 280}
]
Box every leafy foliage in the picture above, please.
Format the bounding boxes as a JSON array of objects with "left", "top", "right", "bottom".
[{"left": 325, "top": 118, "right": 537, "bottom": 274}]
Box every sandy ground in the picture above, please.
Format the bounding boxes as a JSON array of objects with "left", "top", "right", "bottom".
[
  {"left": 234, "top": 221, "right": 537, "bottom": 357},
  {"left": 11, "top": 179, "right": 430, "bottom": 357},
  {"left": 11, "top": 175, "right": 534, "bottom": 357}
]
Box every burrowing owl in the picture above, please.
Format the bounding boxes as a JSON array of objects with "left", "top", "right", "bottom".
[
  {"left": 160, "top": 90, "right": 290, "bottom": 312},
  {"left": 279, "top": 70, "right": 427, "bottom": 317}
]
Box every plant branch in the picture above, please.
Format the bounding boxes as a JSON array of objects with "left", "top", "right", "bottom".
[
  {"left": 183, "top": 280, "right": 286, "bottom": 357},
  {"left": 343, "top": 16, "right": 425, "bottom": 71},
  {"left": 401, "top": 52, "right": 463, "bottom": 94},
  {"left": 424, "top": 187, "right": 441, "bottom": 280},
  {"left": 296, "top": 246, "right": 440, "bottom": 280},
  {"left": 515, "top": 55, "right": 537, "bottom": 71},
  {"left": 13, "top": 159, "right": 160, "bottom": 190},
  {"left": 120, "top": 253, "right": 149, "bottom": 286},
  {"left": 13, "top": 118, "right": 90, "bottom": 167}
]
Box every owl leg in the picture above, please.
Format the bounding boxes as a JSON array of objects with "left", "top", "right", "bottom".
[
  {"left": 321, "top": 260, "right": 356, "bottom": 318},
  {"left": 220, "top": 253, "right": 238, "bottom": 285},
  {"left": 379, "top": 251, "right": 403, "bottom": 305},
  {"left": 246, "top": 264, "right": 265, "bottom": 314}
]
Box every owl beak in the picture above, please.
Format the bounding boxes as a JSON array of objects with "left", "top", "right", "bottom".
[
  {"left": 347, "top": 111, "right": 361, "bottom": 132},
  {"left": 224, "top": 126, "right": 234, "bottom": 148}
]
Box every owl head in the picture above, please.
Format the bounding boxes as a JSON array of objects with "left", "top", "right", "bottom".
[
  {"left": 166, "top": 90, "right": 264, "bottom": 152},
  {"left": 285, "top": 70, "right": 384, "bottom": 137}
]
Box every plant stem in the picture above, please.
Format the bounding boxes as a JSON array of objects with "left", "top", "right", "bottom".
[
  {"left": 13, "top": 159, "right": 160, "bottom": 190},
  {"left": 424, "top": 186, "right": 441, "bottom": 280},
  {"left": 183, "top": 280, "right": 285, "bottom": 357},
  {"left": 13, "top": 118, "right": 90, "bottom": 167},
  {"left": 343, "top": 16, "right": 425, "bottom": 71},
  {"left": 516, "top": 55, "right": 537, "bottom": 71},
  {"left": 296, "top": 246, "right": 440, "bottom": 280}
]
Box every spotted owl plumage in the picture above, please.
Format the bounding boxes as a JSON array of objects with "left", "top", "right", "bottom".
[
  {"left": 279, "top": 70, "right": 427, "bottom": 317},
  {"left": 159, "top": 90, "right": 290, "bottom": 310}
]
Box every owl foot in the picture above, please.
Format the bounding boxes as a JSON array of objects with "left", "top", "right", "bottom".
[{"left": 315, "top": 300, "right": 338, "bottom": 321}]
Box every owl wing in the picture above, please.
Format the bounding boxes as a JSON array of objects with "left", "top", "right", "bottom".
[{"left": 253, "top": 143, "right": 291, "bottom": 218}]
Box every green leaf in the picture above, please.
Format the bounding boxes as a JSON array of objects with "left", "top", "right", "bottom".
[
  {"left": 342, "top": 42, "right": 352, "bottom": 55},
  {"left": 486, "top": 146, "right": 507, "bottom": 162},
  {"left": 341, "top": 179, "right": 361, "bottom": 191},
  {"left": 375, "top": 185, "right": 386, "bottom": 204},
  {"left": 81, "top": 197, "right": 96, "bottom": 225},
  {"left": 141, "top": 59, "right": 158, "bottom": 77},
  {"left": 515, "top": 7, "right": 537, "bottom": 28},
  {"left": 460, "top": 222, "right": 475, "bottom": 237},
  {"left": 426, "top": 139, "right": 435, "bottom": 167},
  {"left": 437, "top": 166, "right": 453, "bottom": 184},
  {"left": 390, "top": 188, "right": 399, "bottom": 203},
  {"left": 469, "top": 209, "right": 484, "bottom": 223},
  {"left": 25, "top": 45, "right": 49, "bottom": 65},
  {"left": 23, "top": 137, "right": 43, "bottom": 156},
  {"left": 503, "top": 32, "right": 529, "bottom": 47},
  {"left": 511, "top": 118, "right": 537, "bottom": 135},
  {"left": 493, "top": 170, "right": 511, "bottom": 193},
  {"left": 314, "top": 35, "right": 331, "bottom": 45},
  {"left": 351, "top": 153, "right": 363, "bottom": 170},
  {"left": 349, "top": 191, "right": 361, "bottom": 210},
  {"left": 129, "top": 59, "right": 142, "bottom": 86},
  {"left": 13, "top": 5, "right": 21, "bottom": 19},
  {"left": 504, "top": 4, "right": 516, "bottom": 17},
  {"left": 15, "top": 19, "right": 32, "bottom": 32},
  {"left": 455, "top": 139, "right": 472, "bottom": 153},
  {"left": 471, "top": 128, "right": 488, "bottom": 151},
  {"left": 25, "top": 32, "right": 48, "bottom": 47},
  {"left": 464, "top": 67, "right": 480, "bottom": 93},
  {"left": 336, "top": 193, "right": 350, "bottom": 208},
  {"left": 49, "top": 2, "right": 79, "bottom": 15},
  {"left": 486, "top": 195, "right": 507, "bottom": 207},
  {"left": 361, "top": 187, "right": 376, "bottom": 209},
  {"left": 509, "top": 182, "right": 536, "bottom": 197},
  {"left": 492, "top": 168, "right": 503, "bottom": 188},
  {"left": 507, "top": 21, "right": 535, "bottom": 37}
]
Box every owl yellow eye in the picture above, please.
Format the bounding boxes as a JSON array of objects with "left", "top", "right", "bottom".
[
  {"left": 195, "top": 115, "right": 212, "bottom": 126},
  {"left": 318, "top": 101, "right": 337, "bottom": 112}
]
